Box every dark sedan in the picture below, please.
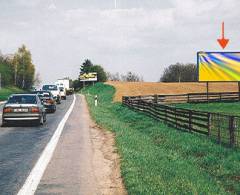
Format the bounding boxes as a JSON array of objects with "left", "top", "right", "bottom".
[
  {"left": 2, "top": 94, "right": 46, "bottom": 126},
  {"left": 31, "top": 90, "right": 56, "bottom": 113}
]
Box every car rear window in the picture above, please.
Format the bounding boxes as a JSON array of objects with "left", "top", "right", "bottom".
[
  {"left": 42, "top": 92, "right": 50, "bottom": 97},
  {"left": 42, "top": 85, "right": 58, "bottom": 91},
  {"left": 8, "top": 95, "right": 37, "bottom": 104},
  {"left": 37, "top": 91, "right": 51, "bottom": 97}
]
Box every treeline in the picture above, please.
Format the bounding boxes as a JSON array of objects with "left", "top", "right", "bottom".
[
  {"left": 0, "top": 45, "right": 36, "bottom": 89},
  {"left": 72, "top": 59, "right": 144, "bottom": 90},
  {"left": 73, "top": 59, "right": 107, "bottom": 90},
  {"left": 73, "top": 59, "right": 196, "bottom": 90},
  {"left": 107, "top": 71, "right": 143, "bottom": 82},
  {"left": 160, "top": 63, "right": 197, "bottom": 82}
]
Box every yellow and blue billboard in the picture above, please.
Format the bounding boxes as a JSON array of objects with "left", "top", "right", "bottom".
[
  {"left": 198, "top": 52, "right": 240, "bottom": 81},
  {"left": 79, "top": 72, "right": 97, "bottom": 82}
]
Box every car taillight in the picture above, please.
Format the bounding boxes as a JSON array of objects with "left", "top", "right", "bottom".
[
  {"left": 47, "top": 99, "right": 54, "bottom": 104},
  {"left": 3, "top": 107, "right": 12, "bottom": 113},
  {"left": 31, "top": 107, "right": 40, "bottom": 113}
]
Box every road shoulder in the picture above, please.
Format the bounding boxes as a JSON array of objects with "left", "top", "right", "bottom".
[{"left": 36, "top": 94, "right": 126, "bottom": 195}]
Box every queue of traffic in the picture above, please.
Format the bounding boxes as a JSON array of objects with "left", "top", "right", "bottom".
[{"left": 1, "top": 81, "right": 73, "bottom": 127}]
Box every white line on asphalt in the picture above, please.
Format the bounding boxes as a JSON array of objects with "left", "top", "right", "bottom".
[{"left": 17, "top": 95, "right": 76, "bottom": 195}]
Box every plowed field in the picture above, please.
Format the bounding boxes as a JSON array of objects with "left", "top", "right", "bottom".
[{"left": 106, "top": 81, "right": 239, "bottom": 102}]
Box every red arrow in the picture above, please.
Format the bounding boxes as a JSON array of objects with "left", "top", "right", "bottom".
[{"left": 217, "top": 22, "right": 229, "bottom": 49}]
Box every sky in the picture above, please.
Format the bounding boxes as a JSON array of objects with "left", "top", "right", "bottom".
[{"left": 0, "top": 0, "right": 240, "bottom": 83}]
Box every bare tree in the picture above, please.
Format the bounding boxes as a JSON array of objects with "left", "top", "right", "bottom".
[
  {"left": 34, "top": 72, "right": 42, "bottom": 88},
  {"left": 107, "top": 72, "right": 120, "bottom": 81}
]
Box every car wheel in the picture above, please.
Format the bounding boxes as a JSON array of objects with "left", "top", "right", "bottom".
[
  {"left": 40, "top": 114, "right": 44, "bottom": 125},
  {"left": 35, "top": 119, "right": 41, "bottom": 126},
  {"left": 35, "top": 115, "right": 43, "bottom": 126},
  {"left": 2, "top": 120, "right": 8, "bottom": 127},
  {"left": 43, "top": 113, "right": 47, "bottom": 123}
]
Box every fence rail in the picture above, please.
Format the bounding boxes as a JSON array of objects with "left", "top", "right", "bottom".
[
  {"left": 122, "top": 95, "right": 240, "bottom": 148},
  {"left": 125, "top": 92, "right": 240, "bottom": 104}
]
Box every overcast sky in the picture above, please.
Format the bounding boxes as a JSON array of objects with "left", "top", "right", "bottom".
[{"left": 0, "top": 0, "right": 240, "bottom": 83}]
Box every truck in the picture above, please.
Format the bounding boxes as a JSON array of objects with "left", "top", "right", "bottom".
[{"left": 55, "top": 78, "right": 73, "bottom": 96}]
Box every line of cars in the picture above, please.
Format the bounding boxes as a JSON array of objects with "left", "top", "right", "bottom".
[{"left": 1, "top": 84, "right": 72, "bottom": 127}]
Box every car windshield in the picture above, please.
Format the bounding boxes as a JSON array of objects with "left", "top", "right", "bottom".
[
  {"left": 42, "top": 85, "right": 58, "bottom": 91},
  {"left": 8, "top": 95, "right": 37, "bottom": 104}
]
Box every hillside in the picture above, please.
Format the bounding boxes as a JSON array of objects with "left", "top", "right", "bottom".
[
  {"left": 0, "top": 87, "right": 24, "bottom": 101},
  {"left": 83, "top": 83, "right": 240, "bottom": 194},
  {"left": 106, "top": 81, "right": 239, "bottom": 102}
]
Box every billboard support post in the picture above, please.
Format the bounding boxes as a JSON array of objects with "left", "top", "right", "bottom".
[
  {"left": 206, "top": 82, "right": 209, "bottom": 102},
  {"left": 238, "top": 82, "right": 240, "bottom": 101}
]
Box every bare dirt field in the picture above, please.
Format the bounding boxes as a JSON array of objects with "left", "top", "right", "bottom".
[{"left": 106, "top": 81, "right": 239, "bottom": 102}]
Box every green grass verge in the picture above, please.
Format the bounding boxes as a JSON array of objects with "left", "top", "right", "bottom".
[
  {"left": 175, "top": 102, "right": 240, "bottom": 116},
  {"left": 0, "top": 86, "right": 24, "bottom": 101},
  {"left": 82, "top": 83, "right": 240, "bottom": 195}
]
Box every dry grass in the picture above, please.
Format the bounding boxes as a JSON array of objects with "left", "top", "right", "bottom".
[{"left": 106, "top": 81, "right": 239, "bottom": 102}]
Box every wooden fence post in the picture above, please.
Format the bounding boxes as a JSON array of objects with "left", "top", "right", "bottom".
[
  {"left": 207, "top": 113, "right": 211, "bottom": 136},
  {"left": 187, "top": 94, "right": 190, "bottom": 103},
  {"left": 154, "top": 94, "right": 158, "bottom": 104},
  {"left": 175, "top": 108, "right": 177, "bottom": 128},
  {"left": 229, "top": 116, "right": 235, "bottom": 147},
  {"left": 165, "top": 106, "right": 167, "bottom": 124},
  {"left": 189, "top": 111, "right": 192, "bottom": 132}
]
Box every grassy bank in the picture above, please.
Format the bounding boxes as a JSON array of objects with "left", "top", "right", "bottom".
[
  {"left": 0, "top": 87, "right": 24, "bottom": 101},
  {"left": 175, "top": 102, "right": 240, "bottom": 116},
  {"left": 82, "top": 83, "right": 240, "bottom": 194}
]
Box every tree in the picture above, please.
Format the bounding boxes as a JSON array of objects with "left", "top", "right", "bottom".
[
  {"left": 0, "top": 56, "right": 15, "bottom": 87},
  {"left": 72, "top": 79, "right": 81, "bottom": 90},
  {"left": 79, "top": 59, "right": 107, "bottom": 83},
  {"left": 107, "top": 72, "right": 120, "bottom": 81},
  {"left": 89, "top": 65, "right": 107, "bottom": 82},
  {"left": 33, "top": 72, "right": 42, "bottom": 88},
  {"left": 160, "top": 63, "right": 197, "bottom": 82},
  {"left": 80, "top": 59, "right": 93, "bottom": 74},
  {"left": 121, "top": 71, "right": 143, "bottom": 82},
  {"left": 107, "top": 71, "right": 143, "bottom": 82},
  {"left": 13, "top": 45, "right": 35, "bottom": 89}
]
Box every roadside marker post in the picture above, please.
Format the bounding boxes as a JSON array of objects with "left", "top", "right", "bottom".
[{"left": 94, "top": 95, "right": 98, "bottom": 106}]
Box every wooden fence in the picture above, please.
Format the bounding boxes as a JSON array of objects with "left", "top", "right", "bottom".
[
  {"left": 122, "top": 95, "right": 240, "bottom": 148},
  {"left": 125, "top": 92, "right": 240, "bottom": 104}
]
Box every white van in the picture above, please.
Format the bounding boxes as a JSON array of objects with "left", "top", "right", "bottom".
[{"left": 42, "top": 84, "right": 61, "bottom": 104}]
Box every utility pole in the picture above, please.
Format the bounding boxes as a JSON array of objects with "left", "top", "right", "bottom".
[{"left": 114, "top": 0, "right": 117, "bottom": 9}]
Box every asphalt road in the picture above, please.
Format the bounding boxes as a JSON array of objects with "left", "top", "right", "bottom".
[{"left": 0, "top": 96, "right": 73, "bottom": 195}]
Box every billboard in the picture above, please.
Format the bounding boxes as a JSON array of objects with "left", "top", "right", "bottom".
[
  {"left": 198, "top": 52, "right": 240, "bottom": 81},
  {"left": 79, "top": 72, "right": 97, "bottom": 82}
]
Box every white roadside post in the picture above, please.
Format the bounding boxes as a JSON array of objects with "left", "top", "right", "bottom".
[{"left": 95, "top": 95, "right": 98, "bottom": 107}]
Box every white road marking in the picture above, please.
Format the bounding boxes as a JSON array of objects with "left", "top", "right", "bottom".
[{"left": 17, "top": 95, "right": 76, "bottom": 195}]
